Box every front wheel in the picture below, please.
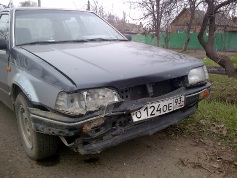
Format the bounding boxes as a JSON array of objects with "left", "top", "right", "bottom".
[{"left": 15, "top": 93, "right": 58, "bottom": 160}]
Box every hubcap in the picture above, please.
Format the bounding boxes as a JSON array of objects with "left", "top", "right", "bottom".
[{"left": 19, "top": 105, "right": 33, "bottom": 149}]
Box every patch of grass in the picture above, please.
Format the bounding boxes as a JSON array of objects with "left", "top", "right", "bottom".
[
  {"left": 201, "top": 57, "right": 220, "bottom": 67},
  {"left": 200, "top": 55, "right": 237, "bottom": 68},
  {"left": 175, "top": 74, "right": 237, "bottom": 148},
  {"left": 179, "top": 50, "right": 197, "bottom": 55},
  {"left": 178, "top": 101, "right": 237, "bottom": 148},
  {"left": 207, "top": 74, "right": 237, "bottom": 104},
  {"left": 229, "top": 55, "right": 237, "bottom": 68}
]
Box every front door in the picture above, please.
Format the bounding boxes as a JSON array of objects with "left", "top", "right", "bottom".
[{"left": 0, "top": 12, "right": 11, "bottom": 108}]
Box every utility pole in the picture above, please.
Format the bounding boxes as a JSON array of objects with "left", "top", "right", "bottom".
[
  {"left": 38, "top": 0, "right": 41, "bottom": 7},
  {"left": 87, "top": 0, "right": 90, "bottom": 10}
]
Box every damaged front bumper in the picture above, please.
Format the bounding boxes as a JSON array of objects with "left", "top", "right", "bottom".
[{"left": 29, "top": 83, "right": 211, "bottom": 154}]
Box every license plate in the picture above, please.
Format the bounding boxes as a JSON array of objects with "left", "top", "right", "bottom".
[{"left": 131, "top": 95, "right": 185, "bottom": 122}]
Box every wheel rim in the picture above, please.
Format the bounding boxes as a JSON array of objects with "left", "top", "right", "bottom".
[{"left": 18, "top": 105, "right": 33, "bottom": 150}]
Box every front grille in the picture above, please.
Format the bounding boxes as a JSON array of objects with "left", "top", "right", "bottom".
[
  {"left": 118, "top": 76, "right": 186, "bottom": 101},
  {"left": 153, "top": 80, "right": 173, "bottom": 97}
]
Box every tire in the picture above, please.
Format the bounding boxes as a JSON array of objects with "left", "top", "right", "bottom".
[{"left": 15, "top": 93, "right": 58, "bottom": 160}]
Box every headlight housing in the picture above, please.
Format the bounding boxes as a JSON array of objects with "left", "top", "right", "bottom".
[
  {"left": 55, "top": 88, "right": 120, "bottom": 116},
  {"left": 188, "top": 66, "right": 208, "bottom": 85}
]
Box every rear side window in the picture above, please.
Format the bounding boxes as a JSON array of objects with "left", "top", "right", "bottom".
[{"left": 0, "top": 14, "right": 9, "bottom": 39}]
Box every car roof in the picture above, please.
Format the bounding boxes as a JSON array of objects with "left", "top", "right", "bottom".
[{"left": 1, "top": 7, "right": 89, "bottom": 12}]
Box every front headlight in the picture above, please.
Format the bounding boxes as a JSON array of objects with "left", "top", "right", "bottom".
[
  {"left": 55, "top": 88, "right": 120, "bottom": 116},
  {"left": 188, "top": 66, "right": 208, "bottom": 85}
]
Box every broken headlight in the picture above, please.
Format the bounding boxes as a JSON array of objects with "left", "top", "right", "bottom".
[
  {"left": 55, "top": 88, "right": 120, "bottom": 116},
  {"left": 188, "top": 66, "right": 208, "bottom": 85}
]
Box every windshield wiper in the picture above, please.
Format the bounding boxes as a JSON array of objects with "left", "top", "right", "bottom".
[
  {"left": 17, "top": 38, "right": 127, "bottom": 46},
  {"left": 17, "top": 40, "right": 59, "bottom": 46},
  {"left": 83, "top": 38, "right": 128, "bottom": 42},
  {"left": 17, "top": 39, "right": 92, "bottom": 46}
]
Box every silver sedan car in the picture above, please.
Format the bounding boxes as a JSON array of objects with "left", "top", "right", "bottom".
[{"left": 0, "top": 8, "right": 210, "bottom": 160}]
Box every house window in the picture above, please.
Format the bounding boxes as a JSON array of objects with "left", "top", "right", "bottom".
[
  {"left": 176, "top": 28, "right": 194, "bottom": 33},
  {"left": 176, "top": 29, "right": 185, "bottom": 33},
  {"left": 216, "top": 29, "right": 224, "bottom": 33}
]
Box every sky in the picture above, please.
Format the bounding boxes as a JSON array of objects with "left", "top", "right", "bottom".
[{"left": 1, "top": 0, "right": 129, "bottom": 19}]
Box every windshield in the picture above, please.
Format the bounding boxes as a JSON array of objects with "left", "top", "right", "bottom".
[{"left": 14, "top": 9, "right": 125, "bottom": 45}]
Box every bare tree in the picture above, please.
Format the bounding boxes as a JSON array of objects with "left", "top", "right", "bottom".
[
  {"left": 90, "top": 0, "right": 106, "bottom": 18},
  {"left": 182, "top": 0, "right": 202, "bottom": 51},
  {"left": 107, "top": 13, "right": 120, "bottom": 23},
  {"left": 162, "top": 0, "right": 180, "bottom": 48},
  {"left": 1, "top": 1, "right": 14, "bottom": 8},
  {"left": 0, "top": 4, "right": 7, "bottom": 9},
  {"left": 198, "top": 0, "right": 237, "bottom": 78},
  {"left": 19, "top": 0, "right": 37, "bottom": 7},
  {"left": 84, "top": 1, "right": 126, "bottom": 32},
  {"left": 128, "top": 0, "right": 179, "bottom": 47}
]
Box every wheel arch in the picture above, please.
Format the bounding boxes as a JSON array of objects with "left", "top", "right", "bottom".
[
  {"left": 10, "top": 72, "right": 60, "bottom": 112},
  {"left": 10, "top": 74, "right": 40, "bottom": 109}
]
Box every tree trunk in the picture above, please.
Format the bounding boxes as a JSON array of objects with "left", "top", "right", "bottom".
[
  {"left": 183, "top": 23, "right": 192, "bottom": 51},
  {"left": 156, "top": 0, "right": 160, "bottom": 47},
  {"left": 198, "top": 0, "right": 237, "bottom": 78},
  {"left": 164, "top": 27, "right": 169, "bottom": 48},
  {"left": 156, "top": 27, "right": 160, "bottom": 47},
  {"left": 182, "top": 34, "right": 190, "bottom": 51},
  {"left": 183, "top": 5, "right": 195, "bottom": 51}
]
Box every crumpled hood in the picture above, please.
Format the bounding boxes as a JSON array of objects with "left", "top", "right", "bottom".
[{"left": 21, "top": 41, "right": 203, "bottom": 89}]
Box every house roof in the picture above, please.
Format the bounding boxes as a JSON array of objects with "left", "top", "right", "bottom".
[{"left": 171, "top": 8, "right": 237, "bottom": 27}]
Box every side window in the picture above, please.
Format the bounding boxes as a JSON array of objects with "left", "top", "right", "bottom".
[{"left": 0, "top": 14, "right": 9, "bottom": 39}]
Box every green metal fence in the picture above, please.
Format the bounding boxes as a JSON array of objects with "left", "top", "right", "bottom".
[{"left": 132, "top": 32, "right": 237, "bottom": 51}]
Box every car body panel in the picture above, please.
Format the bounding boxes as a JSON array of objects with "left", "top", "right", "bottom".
[
  {"left": 8, "top": 67, "right": 62, "bottom": 109},
  {"left": 20, "top": 41, "right": 203, "bottom": 89}
]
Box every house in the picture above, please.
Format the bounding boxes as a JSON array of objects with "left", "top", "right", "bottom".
[
  {"left": 170, "top": 8, "right": 237, "bottom": 33},
  {"left": 110, "top": 21, "right": 144, "bottom": 34}
]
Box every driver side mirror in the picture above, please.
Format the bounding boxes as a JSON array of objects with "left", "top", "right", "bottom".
[
  {"left": 0, "top": 36, "right": 7, "bottom": 50},
  {"left": 123, "top": 34, "right": 132, "bottom": 41}
]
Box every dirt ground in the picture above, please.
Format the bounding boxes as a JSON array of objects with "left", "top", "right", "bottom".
[
  {"left": 1, "top": 50, "right": 237, "bottom": 178},
  {"left": 0, "top": 103, "right": 237, "bottom": 178}
]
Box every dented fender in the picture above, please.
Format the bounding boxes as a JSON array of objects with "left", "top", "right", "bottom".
[
  {"left": 11, "top": 73, "right": 40, "bottom": 102},
  {"left": 9, "top": 68, "right": 63, "bottom": 109}
]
